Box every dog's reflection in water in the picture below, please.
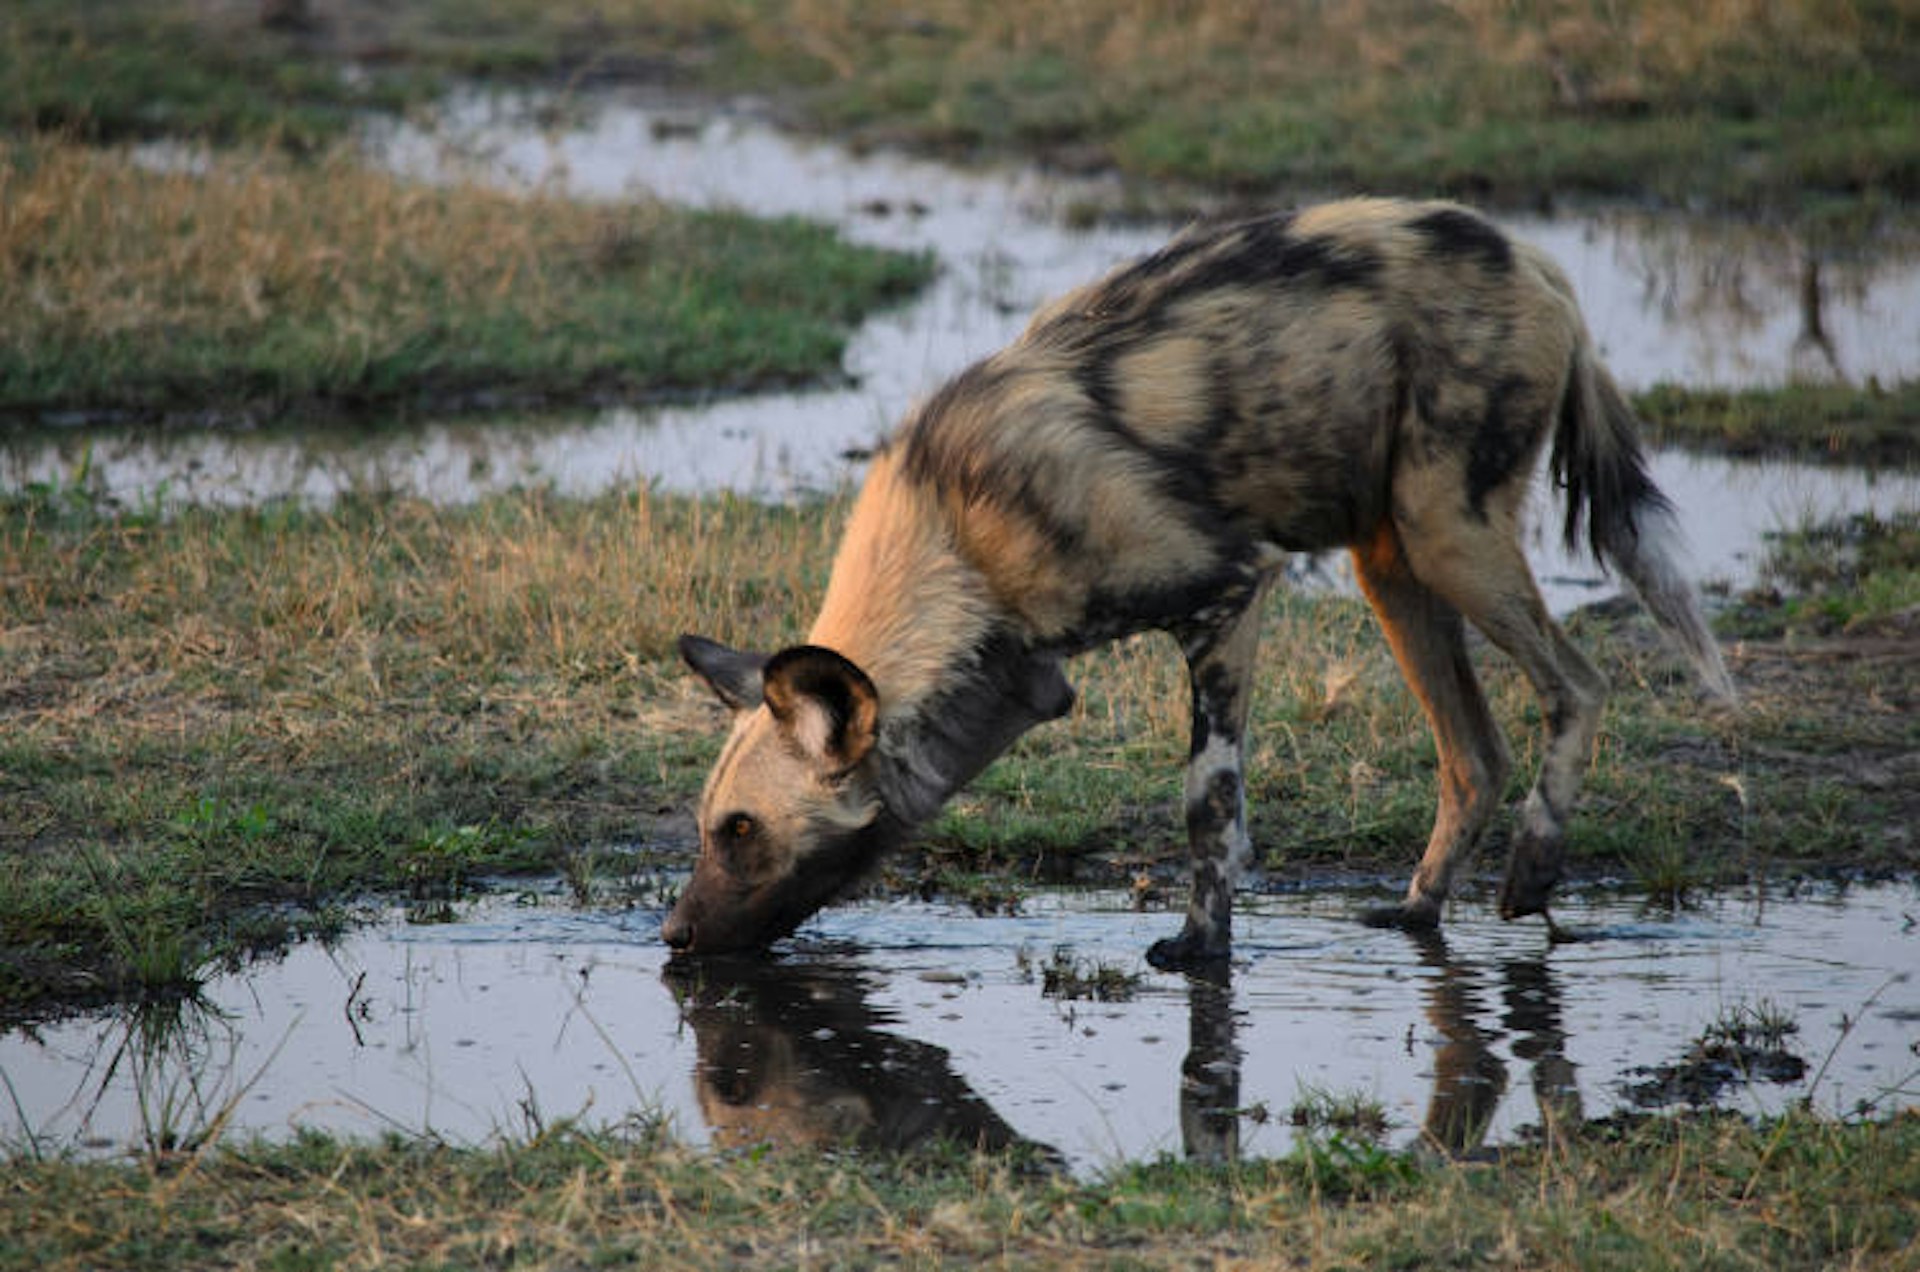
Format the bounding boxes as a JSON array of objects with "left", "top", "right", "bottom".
[
  {"left": 663, "top": 956, "right": 1059, "bottom": 1166},
  {"left": 1406, "top": 930, "right": 1582, "bottom": 1157},
  {"left": 666, "top": 934, "right": 1581, "bottom": 1169},
  {"left": 1177, "top": 933, "right": 1583, "bottom": 1163}
]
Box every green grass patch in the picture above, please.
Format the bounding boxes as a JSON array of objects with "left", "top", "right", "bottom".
[
  {"left": 769, "top": 2, "right": 1920, "bottom": 218},
  {"left": 0, "top": 484, "right": 835, "bottom": 1016},
  {"left": 1722, "top": 510, "right": 1920, "bottom": 637},
  {"left": 1635, "top": 381, "right": 1920, "bottom": 467},
  {"left": 0, "top": 1111, "right": 1914, "bottom": 1269},
  {"left": 0, "top": 138, "right": 931, "bottom": 423},
  {"left": 0, "top": 0, "right": 425, "bottom": 149}
]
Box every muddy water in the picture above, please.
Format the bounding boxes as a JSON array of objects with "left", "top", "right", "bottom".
[
  {"left": 6, "top": 883, "right": 1914, "bottom": 1171},
  {"left": 4, "top": 90, "right": 1918, "bottom": 607}
]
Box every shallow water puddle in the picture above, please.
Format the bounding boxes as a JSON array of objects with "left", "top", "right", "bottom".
[
  {"left": 4, "top": 90, "right": 1917, "bottom": 610},
  {"left": 5, "top": 883, "right": 1914, "bottom": 1172}
]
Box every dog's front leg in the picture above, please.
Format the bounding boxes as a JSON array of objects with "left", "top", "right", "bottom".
[{"left": 1148, "top": 579, "right": 1271, "bottom": 971}]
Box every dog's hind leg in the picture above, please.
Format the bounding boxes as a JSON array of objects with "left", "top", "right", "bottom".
[
  {"left": 1352, "top": 523, "right": 1513, "bottom": 930},
  {"left": 1391, "top": 479, "right": 1608, "bottom": 922},
  {"left": 1147, "top": 574, "right": 1275, "bottom": 971}
]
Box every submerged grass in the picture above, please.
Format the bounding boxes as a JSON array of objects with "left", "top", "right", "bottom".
[
  {"left": 0, "top": 137, "right": 931, "bottom": 423},
  {"left": 1730, "top": 509, "right": 1920, "bottom": 636},
  {"left": 1029, "top": 945, "right": 1144, "bottom": 1003},
  {"left": 0, "top": 1110, "right": 1915, "bottom": 1269}
]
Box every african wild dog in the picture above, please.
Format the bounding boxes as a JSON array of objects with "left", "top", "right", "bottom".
[{"left": 664, "top": 197, "right": 1734, "bottom": 967}]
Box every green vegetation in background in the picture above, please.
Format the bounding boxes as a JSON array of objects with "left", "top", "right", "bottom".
[
  {"left": 416, "top": 0, "right": 1920, "bottom": 218},
  {"left": 3, "top": 3, "right": 1914, "bottom": 427},
  {"left": 0, "top": 0, "right": 421, "bottom": 149},
  {"left": 6, "top": 2, "right": 1915, "bottom": 219}
]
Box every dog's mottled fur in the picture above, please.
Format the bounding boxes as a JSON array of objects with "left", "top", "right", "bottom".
[{"left": 665, "top": 198, "right": 1733, "bottom": 966}]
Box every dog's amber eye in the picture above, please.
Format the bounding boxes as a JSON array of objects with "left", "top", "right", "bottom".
[{"left": 713, "top": 813, "right": 759, "bottom": 875}]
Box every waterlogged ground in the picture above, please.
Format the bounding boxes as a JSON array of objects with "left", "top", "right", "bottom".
[
  {"left": 5, "top": 90, "right": 1918, "bottom": 607},
  {"left": 6, "top": 882, "right": 1914, "bottom": 1173}
]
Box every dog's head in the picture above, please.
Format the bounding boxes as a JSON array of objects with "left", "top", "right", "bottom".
[{"left": 662, "top": 636, "right": 893, "bottom": 954}]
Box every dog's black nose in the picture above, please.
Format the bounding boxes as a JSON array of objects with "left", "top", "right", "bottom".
[{"left": 661, "top": 913, "right": 693, "bottom": 950}]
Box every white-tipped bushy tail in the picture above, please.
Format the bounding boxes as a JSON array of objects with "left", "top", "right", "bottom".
[
  {"left": 1608, "top": 502, "right": 1736, "bottom": 701},
  {"left": 1553, "top": 339, "right": 1737, "bottom": 702}
]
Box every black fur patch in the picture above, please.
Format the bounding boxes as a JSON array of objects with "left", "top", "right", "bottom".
[
  {"left": 1195, "top": 349, "right": 1243, "bottom": 454},
  {"left": 1073, "top": 354, "right": 1123, "bottom": 430},
  {"left": 1463, "top": 377, "right": 1545, "bottom": 515},
  {"left": 1410, "top": 206, "right": 1513, "bottom": 273},
  {"left": 1080, "top": 561, "right": 1265, "bottom": 655},
  {"left": 1185, "top": 768, "right": 1242, "bottom": 836},
  {"left": 1186, "top": 659, "right": 1243, "bottom": 758},
  {"left": 1054, "top": 213, "right": 1379, "bottom": 340},
  {"left": 1173, "top": 215, "right": 1383, "bottom": 301}
]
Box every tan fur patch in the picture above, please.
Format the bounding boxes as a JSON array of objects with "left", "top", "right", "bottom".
[
  {"left": 1083, "top": 455, "right": 1218, "bottom": 591},
  {"left": 1113, "top": 334, "right": 1212, "bottom": 444},
  {"left": 808, "top": 455, "right": 998, "bottom": 710}
]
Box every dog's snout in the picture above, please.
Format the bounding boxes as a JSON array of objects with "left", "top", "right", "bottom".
[{"left": 661, "top": 912, "right": 694, "bottom": 950}]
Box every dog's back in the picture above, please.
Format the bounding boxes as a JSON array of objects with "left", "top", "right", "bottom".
[{"left": 894, "top": 199, "right": 1584, "bottom": 643}]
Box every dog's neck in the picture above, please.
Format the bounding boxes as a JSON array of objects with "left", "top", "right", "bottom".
[
  {"left": 868, "top": 629, "right": 1074, "bottom": 825},
  {"left": 808, "top": 452, "right": 1073, "bottom": 825}
]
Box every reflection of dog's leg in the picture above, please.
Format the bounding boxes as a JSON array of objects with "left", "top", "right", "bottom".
[
  {"left": 1178, "top": 967, "right": 1241, "bottom": 1164},
  {"left": 1503, "top": 957, "right": 1583, "bottom": 1150},
  {"left": 1411, "top": 930, "right": 1508, "bottom": 1158}
]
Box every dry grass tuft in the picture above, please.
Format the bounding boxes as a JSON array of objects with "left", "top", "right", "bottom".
[
  {"left": 0, "top": 135, "right": 931, "bottom": 417},
  {"left": 2, "top": 139, "right": 588, "bottom": 388}
]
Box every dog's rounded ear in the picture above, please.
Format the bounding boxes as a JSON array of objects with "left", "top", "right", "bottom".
[
  {"left": 679, "top": 635, "right": 770, "bottom": 713},
  {"left": 761, "top": 645, "right": 880, "bottom": 775}
]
